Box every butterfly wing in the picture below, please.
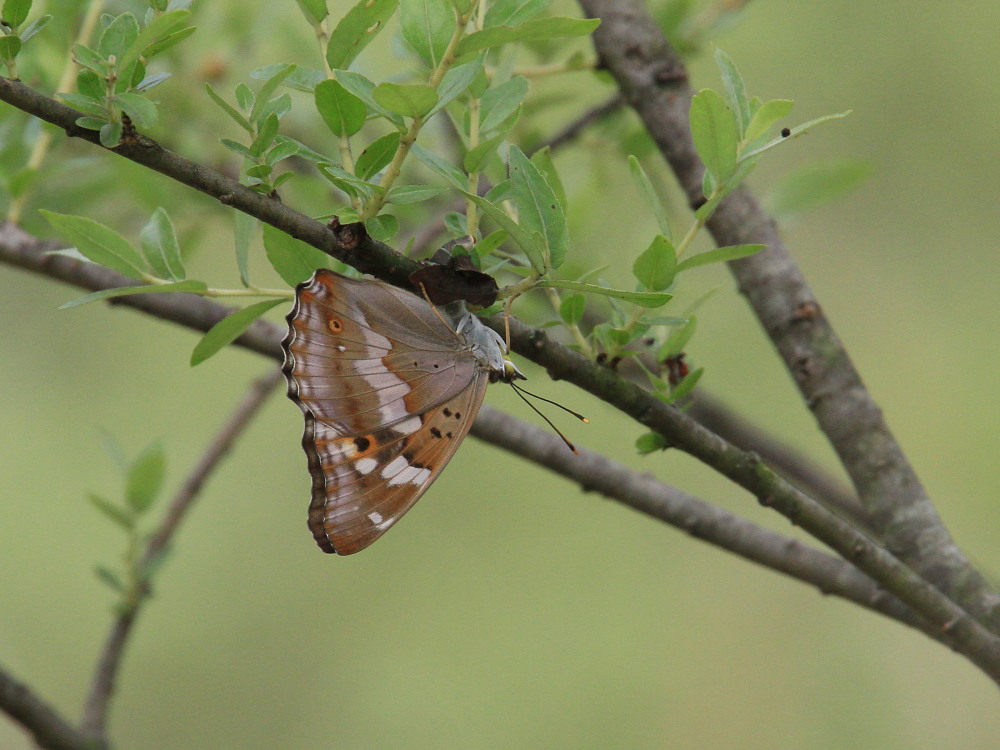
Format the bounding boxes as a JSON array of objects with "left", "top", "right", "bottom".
[{"left": 282, "top": 269, "right": 488, "bottom": 554}]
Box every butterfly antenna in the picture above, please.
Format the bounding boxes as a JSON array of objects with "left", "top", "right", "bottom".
[{"left": 509, "top": 382, "right": 588, "bottom": 455}]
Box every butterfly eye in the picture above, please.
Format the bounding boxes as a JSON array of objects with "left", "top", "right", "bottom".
[{"left": 327, "top": 317, "right": 344, "bottom": 334}]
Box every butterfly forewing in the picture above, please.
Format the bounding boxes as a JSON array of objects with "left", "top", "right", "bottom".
[{"left": 283, "top": 269, "right": 497, "bottom": 555}]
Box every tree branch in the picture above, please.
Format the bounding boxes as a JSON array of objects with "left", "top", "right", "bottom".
[
  {"left": 576, "top": 0, "right": 1000, "bottom": 632},
  {"left": 0, "top": 224, "right": 987, "bottom": 670},
  {"left": 0, "top": 662, "right": 102, "bottom": 750},
  {"left": 78, "top": 366, "right": 284, "bottom": 741}
]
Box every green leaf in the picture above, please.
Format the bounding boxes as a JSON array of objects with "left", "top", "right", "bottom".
[
  {"left": 41, "top": 211, "right": 147, "bottom": 280},
  {"left": 427, "top": 54, "right": 485, "bottom": 118},
  {"left": 670, "top": 366, "right": 703, "bottom": 402},
  {"left": 508, "top": 145, "right": 568, "bottom": 270},
  {"left": 714, "top": 47, "right": 750, "bottom": 135},
  {"left": 660, "top": 316, "right": 697, "bottom": 358},
  {"left": 537, "top": 279, "right": 672, "bottom": 308},
  {"left": 88, "top": 494, "right": 134, "bottom": 530},
  {"left": 461, "top": 191, "right": 545, "bottom": 273},
  {"left": 635, "top": 431, "right": 669, "bottom": 455},
  {"left": 3, "top": 0, "right": 32, "bottom": 28},
  {"left": 455, "top": 16, "right": 600, "bottom": 56},
  {"left": 690, "top": 88, "right": 739, "bottom": 186},
  {"left": 250, "top": 113, "right": 279, "bottom": 157},
  {"left": 117, "top": 9, "right": 190, "bottom": 72},
  {"left": 484, "top": 0, "right": 551, "bottom": 28},
  {"left": 385, "top": 184, "right": 444, "bottom": 204},
  {"left": 220, "top": 138, "right": 254, "bottom": 160},
  {"left": 262, "top": 224, "right": 328, "bottom": 286},
  {"left": 743, "top": 99, "right": 793, "bottom": 145},
  {"left": 365, "top": 212, "right": 398, "bottom": 241},
  {"left": 632, "top": 234, "right": 677, "bottom": 291},
  {"left": 372, "top": 82, "right": 438, "bottom": 118},
  {"left": 137, "top": 208, "right": 184, "bottom": 281},
  {"left": 463, "top": 132, "right": 506, "bottom": 173},
  {"left": 58, "top": 280, "right": 208, "bottom": 309},
  {"left": 355, "top": 131, "right": 400, "bottom": 180},
  {"left": 233, "top": 210, "right": 256, "bottom": 286},
  {"left": 316, "top": 163, "right": 378, "bottom": 200},
  {"left": 204, "top": 83, "right": 253, "bottom": 133},
  {"left": 766, "top": 160, "right": 871, "bottom": 219},
  {"left": 314, "top": 79, "right": 367, "bottom": 137},
  {"left": 141, "top": 25, "right": 196, "bottom": 59},
  {"left": 254, "top": 64, "right": 297, "bottom": 118},
  {"left": 296, "top": 0, "right": 328, "bottom": 24},
  {"left": 0, "top": 35, "right": 22, "bottom": 63},
  {"left": 114, "top": 92, "right": 157, "bottom": 129},
  {"left": 741, "top": 110, "right": 852, "bottom": 161},
  {"left": 326, "top": 0, "right": 399, "bottom": 70},
  {"left": 400, "top": 0, "right": 455, "bottom": 68},
  {"left": 479, "top": 75, "right": 527, "bottom": 134},
  {"left": 97, "top": 13, "right": 140, "bottom": 60},
  {"left": 627, "top": 155, "right": 672, "bottom": 241},
  {"left": 333, "top": 69, "right": 405, "bottom": 127},
  {"left": 251, "top": 64, "right": 326, "bottom": 93},
  {"left": 190, "top": 298, "right": 286, "bottom": 366},
  {"left": 475, "top": 229, "right": 507, "bottom": 257},
  {"left": 19, "top": 13, "right": 52, "bottom": 44},
  {"left": 411, "top": 143, "right": 466, "bottom": 188},
  {"left": 126, "top": 441, "right": 165, "bottom": 513},
  {"left": 530, "top": 146, "right": 567, "bottom": 218},
  {"left": 676, "top": 244, "right": 763, "bottom": 273},
  {"left": 559, "top": 292, "right": 585, "bottom": 326}
]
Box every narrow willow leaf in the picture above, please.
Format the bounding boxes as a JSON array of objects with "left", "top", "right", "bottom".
[
  {"left": 427, "top": 54, "right": 485, "bottom": 118},
  {"left": 139, "top": 209, "right": 185, "bottom": 280},
  {"left": 233, "top": 210, "right": 256, "bottom": 286},
  {"left": 204, "top": 83, "right": 253, "bottom": 133},
  {"left": 743, "top": 99, "right": 794, "bottom": 145},
  {"left": 251, "top": 64, "right": 325, "bottom": 93},
  {"left": 3, "top": 0, "right": 32, "bottom": 28},
  {"left": 412, "top": 143, "right": 466, "bottom": 188},
  {"left": 296, "top": 0, "right": 327, "bottom": 24},
  {"left": 455, "top": 16, "right": 600, "bottom": 56},
  {"left": 660, "top": 316, "right": 697, "bottom": 358},
  {"left": 484, "top": 0, "right": 551, "bottom": 28},
  {"left": 365, "top": 213, "right": 398, "bottom": 241},
  {"left": 400, "top": 0, "right": 455, "bottom": 68},
  {"left": 88, "top": 494, "right": 134, "bottom": 531},
  {"left": 559, "top": 292, "right": 585, "bottom": 325},
  {"left": 314, "top": 79, "right": 366, "bottom": 137},
  {"left": 676, "top": 244, "right": 763, "bottom": 273},
  {"left": 58, "top": 280, "right": 208, "bottom": 309},
  {"left": 463, "top": 132, "right": 505, "bottom": 173},
  {"left": 741, "top": 110, "right": 852, "bottom": 160},
  {"left": 714, "top": 47, "right": 750, "bottom": 135},
  {"left": 114, "top": 92, "right": 157, "bottom": 128},
  {"left": 333, "top": 69, "right": 405, "bottom": 127},
  {"left": 670, "top": 367, "right": 703, "bottom": 402},
  {"left": 385, "top": 184, "right": 444, "bottom": 204},
  {"left": 479, "top": 75, "right": 527, "bottom": 134},
  {"left": 355, "top": 131, "right": 400, "bottom": 180},
  {"left": 19, "top": 14, "right": 52, "bottom": 44},
  {"left": 766, "top": 160, "right": 871, "bottom": 219},
  {"left": 632, "top": 234, "right": 676, "bottom": 291},
  {"left": 141, "top": 25, "right": 196, "bottom": 58},
  {"left": 372, "top": 82, "right": 438, "bottom": 118},
  {"left": 475, "top": 229, "right": 507, "bottom": 257},
  {"left": 327, "top": 0, "right": 399, "bottom": 70},
  {"left": 97, "top": 12, "right": 140, "bottom": 60},
  {"left": 191, "top": 298, "right": 286, "bottom": 366},
  {"left": 690, "top": 88, "right": 738, "bottom": 186},
  {"left": 635, "top": 431, "right": 669, "bottom": 455},
  {"left": 537, "top": 279, "right": 671, "bottom": 308},
  {"left": 117, "top": 9, "right": 190, "bottom": 73},
  {"left": 41, "top": 211, "right": 147, "bottom": 280},
  {"left": 100, "top": 121, "right": 123, "bottom": 148},
  {"left": 0, "top": 35, "right": 21, "bottom": 63},
  {"left": 508, "top": 145, "right": 568, "bottom": 269},
  {"left": 254, "top": 64, "right": 297, "bottom": 119},
  {"left": 461, "top": 191, "right": 545, "bottom": 273},
  {"left": 530, "top": 146, "right": 566, "bottom": 217},
  {"left": 126, "top": 441, "right": 166, "bottom": 513},
  {"left": 627, "top": 155, "right": 671, "bottom": 241},
  {"left": 262, "top": 224, "right": 328, "bottom": 286}
]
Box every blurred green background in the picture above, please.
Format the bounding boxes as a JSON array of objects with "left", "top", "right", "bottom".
[{"left": 3, "top": 0, "right": 1000, "bottom": 747}]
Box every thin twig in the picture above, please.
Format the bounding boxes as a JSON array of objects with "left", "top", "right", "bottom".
[
  {"left": 0, "top": 663, "right": 101, "bottom": 750},
  {"left": 78, "top": 366, "right": 285, "bottom": 741},
  {"left": 576, "top": 0, "right": 1000, "bottom": 632},
  {"left": 527, "top": 93, "right": 624, "bottom": 156}
]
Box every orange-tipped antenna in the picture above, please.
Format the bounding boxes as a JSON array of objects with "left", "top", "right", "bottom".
[{"left": 509, "top": 382, "right": 588, "bottom": 454}]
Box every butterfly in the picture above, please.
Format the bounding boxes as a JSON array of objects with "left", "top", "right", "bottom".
[{"left": 281, "top": 268, "right": 523, "bottom": 555}]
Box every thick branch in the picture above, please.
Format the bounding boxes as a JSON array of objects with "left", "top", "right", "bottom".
[
  {"left": 576, "top": 0, "right": 1000, "bottom": 631},
  {"left": 1, "top": 224, "right": 993, "bottom": 675}
]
